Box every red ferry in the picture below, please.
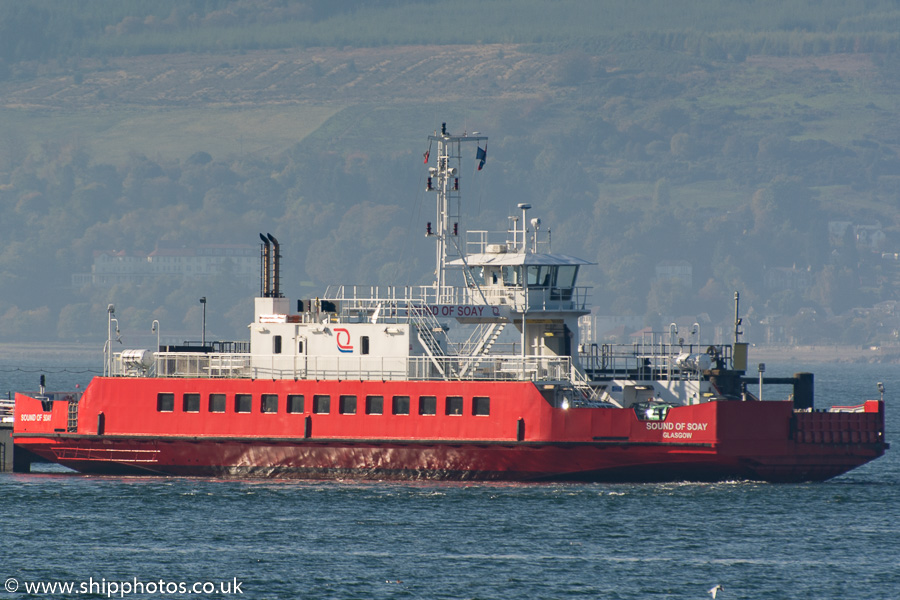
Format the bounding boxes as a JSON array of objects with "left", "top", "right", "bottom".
[{"left": 13, "top": 125, "right": 888, "bottom": 481}]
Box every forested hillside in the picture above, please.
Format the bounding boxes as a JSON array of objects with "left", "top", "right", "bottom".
[{"left": 2, "top": 0, "right": 900, "bottom": 346}]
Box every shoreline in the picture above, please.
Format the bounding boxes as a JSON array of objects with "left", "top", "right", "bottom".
[
  {"left": 0, "top": 343, "right": 100, "bottom": 364},
  {"left": 749, "top": 344, "right": 900, "bottom": 364}
]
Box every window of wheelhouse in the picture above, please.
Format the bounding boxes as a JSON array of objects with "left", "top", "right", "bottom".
[
  {"left": 235, "top": 394, "right": 252, "bottom": 413},
  {"left": 555, "top": 265, "right": 578, "bottom": 289},
  {"left": 209, "top": 393, "right": 226, "bottom": 413},
  {"left": 473, "top": 396, "right": 490, "bottom": 416},
  {"left": 501, "top": 266, "right": 520, "bottom": 286},
  {"left": 157, "top": 393, "right": 174, "bottom": 412},
  {"left": 419, "top": 395, "right": 437, "bottom": 416},
  {"left": 468, "top": 266, "right": 485, "bottom": 286},
  {"left": 446, "top": 396, "right": 463, "bottom": 416},
  {"left": 261, "top": 394, "right": 278, "bottom": 414},
  {"left": 526, "top": 265, "right": 553, "bottom": 287},
  {"left": 392, "top": 395, "right": 410, "bottom": 415},
  {"left": 183, "top": 393, "right": 200, "bottom": 413}
]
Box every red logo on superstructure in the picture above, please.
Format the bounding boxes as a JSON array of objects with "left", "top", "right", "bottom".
[{"left": 334, "top": 328, "right": 354, "bottom": 353}]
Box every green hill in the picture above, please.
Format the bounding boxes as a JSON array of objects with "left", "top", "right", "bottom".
[{"left": 2, "top": 0, "right": 900, "bottom": 346}]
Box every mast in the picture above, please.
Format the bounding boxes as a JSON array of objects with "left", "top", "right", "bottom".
[{"left": 426, "top": 122, "right": 487, "bottom": 301}]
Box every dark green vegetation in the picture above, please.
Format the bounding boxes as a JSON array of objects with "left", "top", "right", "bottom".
[{"left": 2, "top": 0, "right": 900, "bottom": 346}]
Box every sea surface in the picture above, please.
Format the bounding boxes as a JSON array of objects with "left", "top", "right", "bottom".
[{"left": 1, "top": 355, "right": 898, "bottom": 600}]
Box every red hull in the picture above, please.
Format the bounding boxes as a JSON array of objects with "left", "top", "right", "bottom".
[{"left": 14, "top": 377, "right": 887, "bottom": 482}]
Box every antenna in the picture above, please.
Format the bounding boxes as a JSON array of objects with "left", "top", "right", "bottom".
[{"left": 425, "top": 123, "right": 487, "bottom": 300}]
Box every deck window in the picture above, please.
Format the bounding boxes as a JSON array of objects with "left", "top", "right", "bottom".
[
  {"left": 273, "top": 335, "right": 282, "bottom": 354},
  {"left": 339, "top": 395, "right": 357, "bottom": 415},
  {"left": 361, "top": 336, "right": 369, "bottom": 355},
  {"left": 209, "top": 393, "right": 226, "bottom": 413},
  {"left": 157, "top": 393, "right": 174, "bottom": 412},
  {"left": 419, "top": 395, "right": 437, "bottom": 416},
  {"left": 473, "top": 396, "right": 490, "bottom": 416},
  {"left": 183, "top": 393, "right": 200, "bottom": 413},
  {"left": 365, "top": 395, "right": 384, "bottom": 415},
  {"left": 392, "top": 395, "right": 410, "bottom": 415},
  {"left": 446, "top": 396, "right": 463, "bottom": 416},
  {"left": 261, "top": 394, "right": 279, "bottom": 413},
  {"left": 235, "top": 394, "right": 252, "bottom": 413},
  {"left": 313, "top": 394, "right": 330, "bottom": 414},
  {"left": 287, "top": 394, "right": 304, "bottom": 414}
]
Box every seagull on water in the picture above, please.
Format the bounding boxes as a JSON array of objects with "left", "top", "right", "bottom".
[{"left": 708, "top": 584, "right": 724, "bottom": 599}]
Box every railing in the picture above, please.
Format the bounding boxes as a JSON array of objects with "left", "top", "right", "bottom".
[
  {"left": 580, "top": 343, "right": 733, "bottom": 380},
  {"left": 0, "top": 398, "right": 14, "bottom": 422},
  {"left": 322, "top": 284, "right": 592, "bottom": 314},
  {"left": 111, "top": 351, "right": 576, "bottom": 383}
]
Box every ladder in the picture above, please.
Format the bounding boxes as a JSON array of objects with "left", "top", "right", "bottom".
[{"left": 409, "top": 303, "right": 457, "bottom": 379}]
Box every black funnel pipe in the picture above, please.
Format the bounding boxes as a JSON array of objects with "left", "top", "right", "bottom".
[
  {"left": 259, "top": 233, "right": 270, "bottom": 297},
  {"left": 267, "top": 233, "right": 282, "bottom": 298}
]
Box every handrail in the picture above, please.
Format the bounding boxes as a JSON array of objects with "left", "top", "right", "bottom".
[{"left": 112, "top": 351, "right": 576, "bottom": 384}]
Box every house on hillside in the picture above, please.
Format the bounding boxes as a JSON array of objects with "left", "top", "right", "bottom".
[{"left": 71, "top": 243, "right": 257, "bottom": 288}]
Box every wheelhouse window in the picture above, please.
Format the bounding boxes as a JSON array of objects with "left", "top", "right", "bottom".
[
  {"left": 313, "top": 394, "right": 330, "bottom": 414},
  {"left": 527, "top": 265, "right": 553, "bottom": 287},
  {"left": 339, "top": 395, "right": 357, "bottom": 415},
  {"left": 209, "top": 393, "right": 226, "bottom": 413},
  {"left": 235, "top": 394, "right": 252, "bottom": 413},
  {"left": 419, "top": 395, "right": 437, "bottom": 416},
  {"left": 555, "top": 265, "right": 578, "bottom": 289},
  {"left": 446, "top": 396, "right": 463, "bottom": 416},
  {"left": 392, "top": 395, "right": 410, "bottom": 416},
  {"left": 261, "top": 394, "right": 279, "bottom": 414},
  {"left": 501, "top": 265, "right": 520, "bottom": 286},
  {"left": 183, "top": 393, "right": 200, "bottom": 413},
  {"left": 157, "top": 393, "right": 174, "bottom": 412},
  {"left": 366, "top": 395, "right": 384, "bottom": 415},
  {"left": 473, "top": 396, "right": 490, "bottom": 416},
  {"left": 287, "top": 394, "right": 304, "bottom": 414}
]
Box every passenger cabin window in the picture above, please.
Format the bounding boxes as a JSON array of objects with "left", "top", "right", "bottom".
[
  {"left": 183, "top": 393, "right": 200, "bottom": 413},
  {"left": 313, "top": 394, "right": 330, "bottom": 414},
  {"left": 473, "top": 396, "right": 490, "bottom": 416},
  {"left": 446, "top": 396, "right": 463, "bottom": 416},
  {"left": 261, "top": 394, "right": 278, "bottom": 413},
  {"left": 157, "top": 393, "right": 174, "bottom": 412},
  {"left": 392, "top": 395, "right": 410, "bottom": 416},
  {"left": 419, "top": 396, "right": 437, "bottom": 416},
  {"left": 287, "top": 394, "right": 304, "bottom": 414},
  {"left": 235, "top": 394, "right": 252, "bottom": 413},
  {"left": 361, "top": 336, "right": 369, "bottom": 355},
  {"left": 273, "top": 335, "right": 282, "bottom": 354},
  {"left": 339, "top": 395, "right": 357, "bottom": 415},
  {"left": 366, "top": 395, "right": 384, "bottom": 415},
  {"left": 209, "top": 393, "right": 226, "bottom": 413}
]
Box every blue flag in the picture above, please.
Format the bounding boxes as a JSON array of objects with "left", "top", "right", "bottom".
[{"left": 476, "top": 145, "right": 487, "bottom": 170}]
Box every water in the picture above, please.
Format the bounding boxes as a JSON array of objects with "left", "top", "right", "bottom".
[{"left": 2, "top": 354, "right": 899, "bottom": 599}]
